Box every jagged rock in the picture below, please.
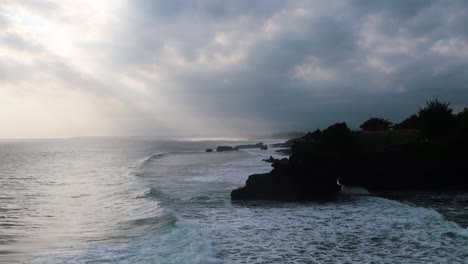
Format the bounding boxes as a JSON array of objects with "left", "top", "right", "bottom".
[
  {"left": 231, "top": 160, "right": 341, "bottom": 201},
  {"left": 271, "top": 138, "right": 298, "bottom": 148},
  {"left": 231, "top": 123, "right": 352, "bottom": 201},
  {"left": 262, "top": 156, "right": 278, "bottom": 163},
  {"left": 206, "top": 149, "right": 213, "bottom": 152},
  {"left": 271, "top": 158, "right": 289, "bottom": 168}
]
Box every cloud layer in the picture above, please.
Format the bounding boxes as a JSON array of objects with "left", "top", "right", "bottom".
[{"left": 1, "top": 0, "right": 468, "bottom": 138}]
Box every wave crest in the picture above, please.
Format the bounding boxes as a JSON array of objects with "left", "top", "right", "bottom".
[{"left": 141, "top": 153, "right": 167, "bottom": 166}]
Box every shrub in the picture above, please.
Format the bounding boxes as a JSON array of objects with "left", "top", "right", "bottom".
[
  {"left": 393, "top": 114, "right": 419, "bottom": 130},
  {"left": 418, "top": 98, "right": 456, "bottom": 140},
  {"left": 360, "top": 117, "right": 393, "bottom": 131}
]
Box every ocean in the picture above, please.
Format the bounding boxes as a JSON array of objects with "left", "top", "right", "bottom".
[{"left": 0, "top": 138, "right": 467, "bottom": 263}]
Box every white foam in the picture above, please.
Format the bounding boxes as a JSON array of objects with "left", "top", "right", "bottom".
[
  {"left": 147, "top": 147, "right": 468, "bottom": 264},
  {"left": 24, "top": 140, "right": 468, "bottom": 264},
  {"left": 28, "top": 211, "right": 222, "bottom": 264}
]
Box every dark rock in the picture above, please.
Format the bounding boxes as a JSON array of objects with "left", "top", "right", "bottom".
[
  {"left": 231, "top": 125, "right": 345, "bottom": 202},
  {"left": 262, "top": 156, "right": 278, "bottom": 163},
  {"left": 339, "top": 138, "right": 468, "bottom": 190},
  {"left": 235, "top": 142, "right": 268, "bottom": 150},
  {"left": 216, "top": 146, "right": 238, "bottom": 152},
  {"left": 271, "top": 158, "right": 289, "bottom": 168},
  {"left": 270, "top": 143, "right": 284, "bottom": 148},
  {"left": 275, "top": 148, "right": 291, "bottom": 155},
  {"left": 231, "top": 123, "right": 350, "bottom": 201},
  {"left": 299, "top": 129, "right": 322, "bottom": 143},
  {"left": 231, "top": 162, "right": 341, "bottom": 201},
  {"left": 271, "top": 138, "right": 298, "bottom": 148},
  {"left": 205, "top": 149, "right": 213, "bottom": 152},
  {"left": 232, "top": 107, "right": 468, "bottom": 202}
]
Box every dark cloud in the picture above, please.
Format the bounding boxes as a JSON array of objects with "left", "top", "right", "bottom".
[
  {"left": 104, "top": 0, "right": 468, "bottom": 134},
  {"left": 350, "top": 0, "right": 437, "bottom": 18},
  {"left": 131, "top": 0, "right": 286, "bottom": 21}
]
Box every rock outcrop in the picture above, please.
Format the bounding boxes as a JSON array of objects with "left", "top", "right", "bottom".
[
  {"left": 216, "top": 146, "right": 238, "bottom": 152},
  {"left": 231, "top": 123, "right": 350, "bottom": 201},
  {"left": 233, "top": 122, "right": 468, "bottom": 202},
  {"left": 234, "top": 142, "right": 268, "bottom": 150},
  {"left": 231, "top": 157, "right": 341, "bottom": 201},
  {"left": 262, "top": 156, "right": 279, "bottom": 163},
  {"left": 232, "top": 100, "right": 468, "bottom": 201}
]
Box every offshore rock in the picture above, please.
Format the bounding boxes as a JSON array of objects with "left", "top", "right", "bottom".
[
  {"left": 234, "top": 142, "right": 268, "bottom": 150},
  {"left": 216, "top": 146, "right": 238, "bottom": 152}
]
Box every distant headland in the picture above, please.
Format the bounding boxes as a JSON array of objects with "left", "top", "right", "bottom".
[{"left": 231, "top": 99, "right": 468, "bottom": 201}]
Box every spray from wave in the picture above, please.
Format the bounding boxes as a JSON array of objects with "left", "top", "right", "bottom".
[{"left": 132, "top": 153, "right": 168, "bottom": 168}]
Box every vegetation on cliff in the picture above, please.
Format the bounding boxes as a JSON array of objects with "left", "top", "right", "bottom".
[
  {"left": 231, "top": 99, "right": 468, "bottom": 201},
  {"left": 360, "top": 117, "right": 393, "bottom": 131}
]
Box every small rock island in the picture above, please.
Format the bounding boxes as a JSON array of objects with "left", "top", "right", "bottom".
[{"left": 215, "top": 142, "right": 268, "bottom": 152}]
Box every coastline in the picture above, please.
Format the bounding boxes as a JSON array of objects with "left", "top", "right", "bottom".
[{"left": 232, "top": 132, "right": 468, "bottom": 201}]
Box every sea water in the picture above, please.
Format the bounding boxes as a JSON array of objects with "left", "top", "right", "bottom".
[{"left": 0, "top": 138, "right": 467, "bottom": 263}]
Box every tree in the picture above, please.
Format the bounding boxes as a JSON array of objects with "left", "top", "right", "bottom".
[
  {"left": 455, "top": 107, "right": 468, "bottom": 138},
  {"left": 418, "top": 98, "right": 456, "bottom": 140},
  {"left": 393, "top": 114, "right": 419, "bottom": 130},
  {"left": 291, "top": 123, "right": 352, "bottom": 158},
  {"left": 360, "top": 117, "right": 393, "bottom": 131},
  {"left": 320, "top": 122, "right": 353, "bottom": 150}
]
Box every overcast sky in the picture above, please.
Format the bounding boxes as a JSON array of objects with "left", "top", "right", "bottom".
[{"left": 1, "top": 0, "right": 468, "bottom": 138}]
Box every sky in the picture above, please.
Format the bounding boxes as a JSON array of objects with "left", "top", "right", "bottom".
[{"left": 1, "top": 0, "right": 468, "bottom": 138}]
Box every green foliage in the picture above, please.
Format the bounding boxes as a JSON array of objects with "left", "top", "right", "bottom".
[
  {"left": 418, "top": 98, "right": 456, "bottom": 140},
  {"left": 360, "top": 117, "right": 393, "bottom": 131}
]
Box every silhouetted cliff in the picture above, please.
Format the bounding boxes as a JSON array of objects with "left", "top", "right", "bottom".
[{"left": 231, "top": 99, "right": 468, "bottom": 201}]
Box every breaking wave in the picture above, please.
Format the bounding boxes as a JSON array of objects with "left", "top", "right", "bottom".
[{"left": 140, "top": 152, "right": 167, "bottom": 166}]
